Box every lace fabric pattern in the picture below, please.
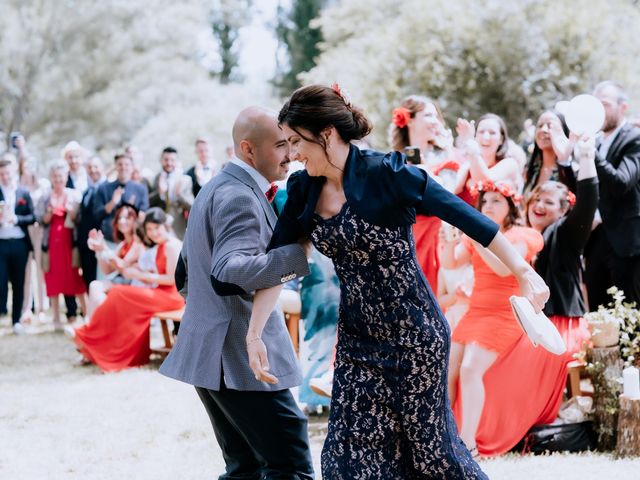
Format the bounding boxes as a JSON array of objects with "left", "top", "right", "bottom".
[{"left": 311, "top": 204, "right": 487, "bottom": 479}]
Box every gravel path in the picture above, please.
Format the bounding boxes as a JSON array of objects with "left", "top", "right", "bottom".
[{"left": 1, "top": 324, "right": 638, "bottom": 479}]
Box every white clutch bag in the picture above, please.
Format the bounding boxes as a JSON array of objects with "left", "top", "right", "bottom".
[{"left": 509, "top": 296, "right": 567, "bottom": 355}]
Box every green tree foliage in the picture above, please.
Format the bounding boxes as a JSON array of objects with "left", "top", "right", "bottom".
[
  {"left": 303, "top": 0, "right": 640, "bottom": 146},
  {"left": 274, "top": 0, "right": 325, "bottom": 95},
  {"left": 210, "top": 0, "right": 252, "bottom": 84},
  {"left": 0, "top": 0, "right": 212, "bottom": 156}
]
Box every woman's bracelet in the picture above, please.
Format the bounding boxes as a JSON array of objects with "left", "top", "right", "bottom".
[{"left": 246, "top": 336, "right": 261, "bottom": 346}]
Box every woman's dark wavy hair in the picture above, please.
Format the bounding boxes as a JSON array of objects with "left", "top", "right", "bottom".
[
  {"left": 524, "top": 110, "right": 570, "bottom": 193},
  {"left": 278, "top": 85, "right": 372, "bottom": 151},
  {"left": 476, "top": 113, "right": 510, "bottom": 162}
]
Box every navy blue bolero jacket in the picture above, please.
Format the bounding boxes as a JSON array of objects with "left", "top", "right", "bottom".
[{"left": 268, "top": 145, "right": 499, "bottom": 250}]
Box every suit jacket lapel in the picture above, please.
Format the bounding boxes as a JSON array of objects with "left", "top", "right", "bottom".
[
  {"left": 606, "top": 124, "right": 631, "bottom": 165},
  {"left": 222, "top": 163, "right": 277, "bottom": 230}
]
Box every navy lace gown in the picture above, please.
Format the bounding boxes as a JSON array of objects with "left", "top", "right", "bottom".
[
  {"left": 269, "top": 147, "right": 496, "bottom": 479},
  {"left": 311, "top": 203, "right": 487, "bottom": 479}
]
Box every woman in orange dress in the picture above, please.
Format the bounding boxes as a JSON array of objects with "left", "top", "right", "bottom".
[
  {"left": 72, "top": 208, "right": 184, "bottom": 371},
  {"left": 442, "top": 180, "right": 543, "bottom": 456},
  {"left": 469, "top": 137, "right": 597, "bottom": 456},
  {"left": 389, "top": 95, "right": 470, "bottom": 290}
]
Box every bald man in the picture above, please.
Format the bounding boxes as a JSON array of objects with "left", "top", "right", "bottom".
[{"left": 160, "top": 107, "right": 314, "bottom": 479}]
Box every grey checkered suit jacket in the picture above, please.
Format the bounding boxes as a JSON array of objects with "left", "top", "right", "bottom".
[{"left": 159, "top": 162, "right": 309, "bottom": 391}]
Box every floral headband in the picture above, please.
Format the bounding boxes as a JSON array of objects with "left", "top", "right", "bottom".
[
  {"left": 432, "top": 159, "right": 460, "bottom": 176},
  {"left": 331, "top": 82, "right": 352, "bottom": 108},
  {"left": 470, "top": 180, "right": 522, "bottom": 203},
  {"left": 391, "top": 106, "right": 411, "bottom": 128}
]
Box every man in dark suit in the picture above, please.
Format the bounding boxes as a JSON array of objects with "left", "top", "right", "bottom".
[
  {"left": 0, "top": 159, "right": 35, "bottom": 335},
  {"left": 94, "top": 154, "right": 149, "bottom": 243},
  {"left": 160, "top": 107, "right": 313, "bottom": 479},
  {"left": 585, "top": 81, "right": 640, "bottom": 308},
  {"left": 185, "top": 139, "right": 217, "bottom": 198},
  {"left": 78, "top": 156, "right": 106, "bottom": 289}
]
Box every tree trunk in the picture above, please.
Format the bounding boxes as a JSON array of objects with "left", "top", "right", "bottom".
[
  {"left": 587, "top": 346, "right": 624, "bottom": 451},
  {"left": 616, "top": 395, "right": 640, "bottom": 457}
]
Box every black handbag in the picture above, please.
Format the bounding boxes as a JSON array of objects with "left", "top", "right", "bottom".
[{"left": 514, "top": 421, "right": 598, "bottom": 454}]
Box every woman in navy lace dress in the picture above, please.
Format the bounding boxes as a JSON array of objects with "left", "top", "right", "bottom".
[{"left": 245, "top": 85, "right": 549, "bottom": 479}]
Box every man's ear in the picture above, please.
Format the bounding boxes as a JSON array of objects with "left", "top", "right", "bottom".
[{"left": 239, "top": 140, "right": 254, "bottom": 160}]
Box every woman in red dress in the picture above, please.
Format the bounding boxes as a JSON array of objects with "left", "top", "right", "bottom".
[
  {"left": 85, "top": 204, "right": 145, "bottom": 318},
  {"left": 442, "top": 181, "right": 543, "bottom": 455},
  {"left": 469, "top": 138, "right": 597, "bottom": 456},
  {"left": 72, "top": 208, "right": 184, "bottom": 371},
  {"left": 389, "top": 95, "right": 469, "bottom": 290},
  {"left": 37, "top": 160, "right": 86, "bottom": 330}
]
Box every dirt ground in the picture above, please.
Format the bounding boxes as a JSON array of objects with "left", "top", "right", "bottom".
[{"left": 1, "top": 320, "right": 639, "bottom": 480}]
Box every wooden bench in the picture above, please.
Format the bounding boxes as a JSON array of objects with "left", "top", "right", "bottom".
[{"left": 150, "top": 308, "right": 184, "bottom": 357}]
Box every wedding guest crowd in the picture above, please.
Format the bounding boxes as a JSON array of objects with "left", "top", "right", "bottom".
[
  {"left": 2, "top": 136, "right": 213, "bottom": 337},
  {"left": 1, "top": 78, "right": 639, "bottom": 463}
]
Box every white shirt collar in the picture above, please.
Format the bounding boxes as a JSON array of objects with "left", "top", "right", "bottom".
[{"left": 230, "top": 158, "right": 271, "bottom": 195}]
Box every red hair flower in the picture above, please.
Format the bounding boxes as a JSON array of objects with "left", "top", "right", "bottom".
[
  {"left": 432, "top": 159, "right": 460, "bottom": 176},
  {"left": 392, "top": 107, "right": 411, "bottom": 128},
  {"left": 331, "top": 82, "right": 352, "bottom": 107},
  {"left": 566, "top": 191, "right": 576, "bottom": 207},
  {"left": 470, "top": 180, "right": 522, "bottom": 204}
]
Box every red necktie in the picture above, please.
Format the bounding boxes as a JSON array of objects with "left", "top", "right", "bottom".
[{"left": 265, "top": 183, "right": 278, "bottom": 203}]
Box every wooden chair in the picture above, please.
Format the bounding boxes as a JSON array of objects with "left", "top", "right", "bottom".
[
  {"left": 150, "top": 308, "right": 184, "bottom": 357},
  {"left": 566, "top": 360, "right": 593, "bottom": 398}
]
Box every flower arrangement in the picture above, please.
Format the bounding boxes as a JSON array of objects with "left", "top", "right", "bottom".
[{"left": 585, "top": 287, "right": 640, "bottom": 365}]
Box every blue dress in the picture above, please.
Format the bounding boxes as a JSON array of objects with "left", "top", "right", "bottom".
[{"left": 270, "top": 146, "right": 496, "bottom": 479}]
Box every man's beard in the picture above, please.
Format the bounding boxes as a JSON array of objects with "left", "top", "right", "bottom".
[{"left": 602, "top": 116, "right": 620, "bottom": 133}]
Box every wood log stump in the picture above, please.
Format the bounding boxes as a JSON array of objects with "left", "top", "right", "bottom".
[
  {"left": 587, "top": 346, "right": 624, "bottom": 451},
  {"left": 616, "top": 395, "right": 640, "bottom": 457}
]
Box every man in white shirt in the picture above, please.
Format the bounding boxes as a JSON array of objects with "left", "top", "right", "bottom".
[{"left": 0, "top": 159, "right": 35, "bottom": 334}]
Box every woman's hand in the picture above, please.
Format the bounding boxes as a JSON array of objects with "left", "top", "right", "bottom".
[
  {"left": 246, "top": 337, "right": 278, "bottom": 384},
  {"left": 516, "top": 268, "right": 550, "bottom": 313},
  {"left": 549, "top": 123, "right": 573, "bottom": 162},
  {"left": 456, "top": 118, "right": 476, "bottom": 143}
]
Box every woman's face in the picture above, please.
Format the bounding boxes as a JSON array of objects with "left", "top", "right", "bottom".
[
  {"left": 51, "top": 169, "right": 67, "bottom": 190},
  {"left": 475, "top": 118, "right": 503, "bottom": 157},
  {"left": 144, "top": 222, "right": 167, "bottom": 244},
  {"left": 535, "top": 112, "right": 562, "bottom": 151},
  {"left": 282, "top": 124, "right": 330, "bottom": 178},
  {"left": 527, "top": 189, "right": 565, "bottom": 232},
  {"left": 116, "top": 211, "right": 135, "bottom": 236},
  {"left": 408, "top": 103, "right": 442, "bottom": 146},
  {"left": 480, "top": 191, "right": 510, "bottom": 226}
]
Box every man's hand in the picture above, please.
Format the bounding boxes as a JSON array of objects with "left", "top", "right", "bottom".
[
  {"left": 111, "top": 186, "right": 124, "bottom": 205},
  {"left": 247, "top": 337, "right": 278, "bottom": 384}
]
